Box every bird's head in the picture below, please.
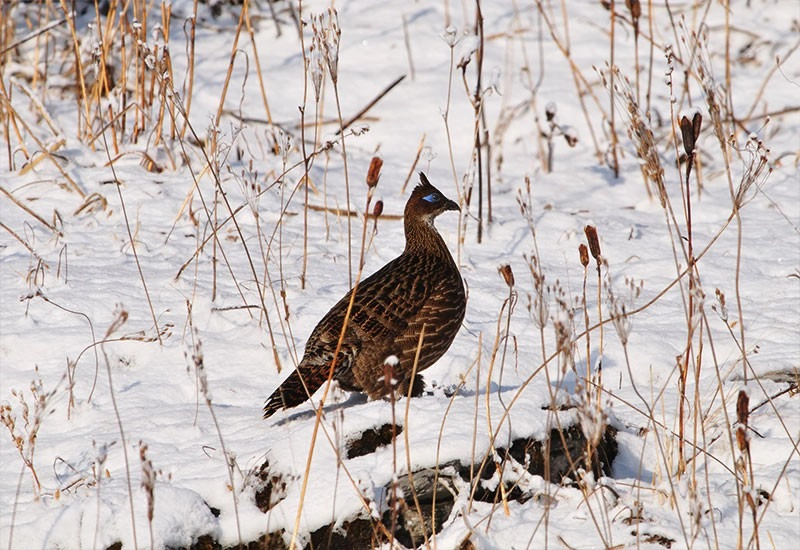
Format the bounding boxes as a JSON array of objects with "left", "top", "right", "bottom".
[{"left": 405, "top": 173, "right": 460, "bottom": 226}]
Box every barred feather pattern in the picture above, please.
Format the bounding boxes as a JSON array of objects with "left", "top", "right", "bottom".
[{"left": 264, "top": 173, "right": 466, "bottom": 418}]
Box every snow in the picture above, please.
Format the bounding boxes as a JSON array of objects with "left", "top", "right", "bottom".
[{"left": 2, "top": 0, "right": 799, "bottom": 548}]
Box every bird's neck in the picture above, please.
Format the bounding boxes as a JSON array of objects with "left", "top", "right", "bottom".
[{"left": 403, "top": 217, "right": 455, "bottom": 260}]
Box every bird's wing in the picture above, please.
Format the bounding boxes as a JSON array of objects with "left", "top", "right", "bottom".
[
  {"left": 300, "top": 255, "right": 423, "bottom": 368},
  {"left": 352, "top": 259, "right": 429, "bottom": 334},
  {"left": 393, "top": 274, "right": 465, "bottom": 373}
]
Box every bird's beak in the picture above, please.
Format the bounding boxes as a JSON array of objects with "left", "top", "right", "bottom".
[{"left": 445, "top": 198, "right": 460, "bottom": 212}]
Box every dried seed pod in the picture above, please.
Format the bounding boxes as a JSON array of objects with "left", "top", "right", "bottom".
[
  {"left": 736, "top": 389, "right": 750, "bottom": 453},
  {"left": 579, "top": 243, "right": 589, "bottom": 268},
  {"left": 626, "top": 0, "right": 641, "bottom": 20},
  {"left": 714, "top": 288, "right": 728, "bottom": 322},
  {"left": 545, "top": 102, "right": 557, "bottom": 122},
  {"left": 737, "top": 390, "right": 749, "bottom": 426},
  {"left": 372, "top": 200, "right": 384, "bottom": 218},
  {"left": 366, "top": 157, "right": 383, "bottom": 188},
  {"left": 692, "top": 112, "right": 702, "bottom": 141},
  {"left": 584, "top": 225, "right": 602, "bottom": 262},
  {"left": 563, "top": 127, "right": 579, "bottom": 147},
  {"left": 736, "top": 426, "right": 748, "bottom": 453},
  {"left": 499, "top": 264, "right": 515, "bottom": 288},
  {"left": 680, "top": 112, "right": 702, "bottom": 157}
]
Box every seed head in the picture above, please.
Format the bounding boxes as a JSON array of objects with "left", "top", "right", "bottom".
[
  {"left": 366, "top": 157, "right": 383, "bottom": 188},
  {"left": 736, "top": 390, "right": 749, "bottom": 427},
  {"left": 545, "top": 102, "right": 557, "bottom": 122},
  {"left": 626, "top": 0, "right": 641, "bottom": 20},
  {"left": 499, "top": 264, "right": 515, "bottom": 288},
  {"left": 579, "top": 244, "right": 589, "bottom": 268},
  {"left": 680, "top": 112, "right": 702, "bottom": 157},
  {"left": 584, "top": 225, "right": 602, "bottom": 263}
]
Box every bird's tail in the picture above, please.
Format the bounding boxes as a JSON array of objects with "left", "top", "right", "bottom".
[{"left": 263, "top": 366, "right": 329, "bottom": 418}]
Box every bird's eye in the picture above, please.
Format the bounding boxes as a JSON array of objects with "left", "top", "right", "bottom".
[{"left": 423, "top": 192, "right": 440, "bottom": 203}]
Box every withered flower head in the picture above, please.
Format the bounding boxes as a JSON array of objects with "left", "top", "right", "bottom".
[
  {"left": 584, "top": 225, "right": 602, "bottom": 262},
  {"left": 366, "top": 156, "right": 383, "bottom": 188},
  {"left": 499, "top": 264, "right": 515, "bottom": 288},
  {"left": 680, "top": 112, "right": 703, "bottom": 157},
  {"left": 579, "top": 243, "right": 589, "bottom": 267}
]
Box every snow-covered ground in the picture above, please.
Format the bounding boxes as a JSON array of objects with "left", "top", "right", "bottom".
[{"left": 1, "top": 0, "right": 798, "bottom": 548}]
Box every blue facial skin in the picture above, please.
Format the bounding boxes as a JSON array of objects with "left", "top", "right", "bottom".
[{"left": 423, "top": 193, "right": 440, "bottom": 203}]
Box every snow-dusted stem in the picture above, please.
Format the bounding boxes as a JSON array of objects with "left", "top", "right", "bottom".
[
  {"left": 441, "top": 26, "right": 464, "bottom": 265},
  {"left": 608, "top": 0, "right": 619, "bottom": 178},
  {"left": 186, "top": 309, "right": 243, "bottom": 546},
  {"left": 100, "top": 311, "right": 139, "bottom": 549}
]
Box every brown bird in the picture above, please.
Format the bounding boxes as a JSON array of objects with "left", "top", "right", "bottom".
[{"left": 264, "top": 173, "right": 466, "bottom": 418}]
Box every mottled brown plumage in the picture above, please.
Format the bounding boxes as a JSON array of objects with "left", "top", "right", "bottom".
[{"left": 264, "top": 173, "right": 466, "bottom": 418}]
